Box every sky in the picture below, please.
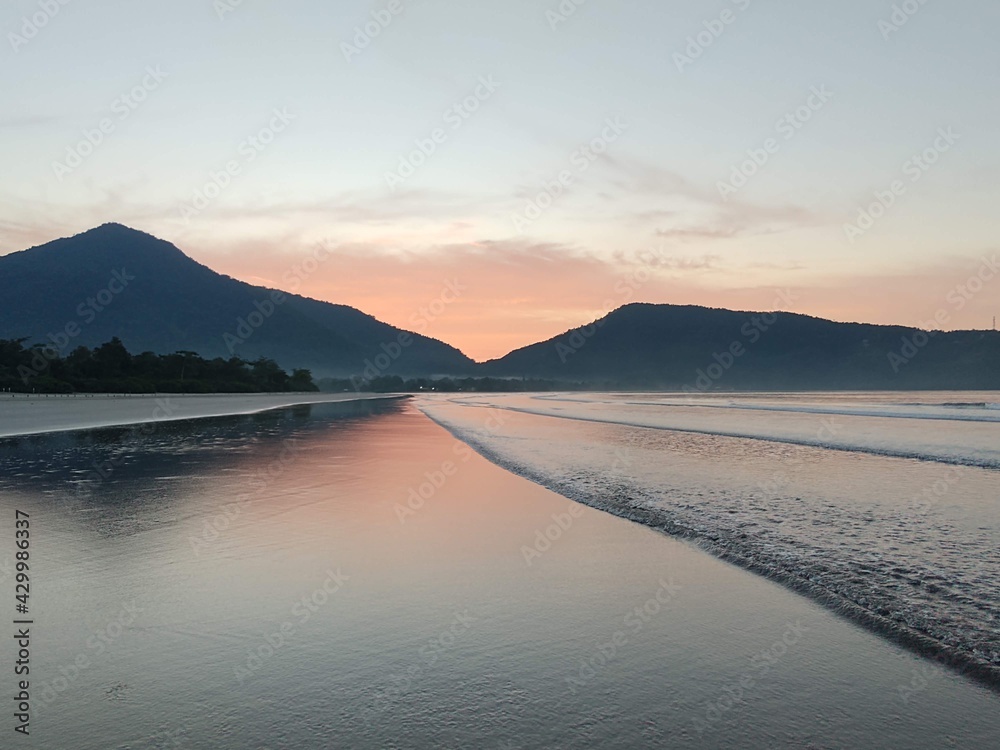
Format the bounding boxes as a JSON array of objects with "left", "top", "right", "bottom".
[{"left": 2, "top": 0, "right": 999, "bottom": 361}]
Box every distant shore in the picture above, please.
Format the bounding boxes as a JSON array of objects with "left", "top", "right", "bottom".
[{"left": 0, "top": 392, "right": 407, "bottom": 438}]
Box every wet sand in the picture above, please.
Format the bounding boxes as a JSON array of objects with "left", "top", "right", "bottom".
[
  {"left": 419, "top": 394, "right": 1000, "bottom": 692},
  {"left": 0, "top": 391, "right": 403, "bottom": 438},
  {"left": 1, "top": 399, "right": 997, "bottom": 748}
]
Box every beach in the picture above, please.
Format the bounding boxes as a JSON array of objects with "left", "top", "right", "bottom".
[
  {"left": 0, "top": 396, "right": 997, "bottom": 748},
  {"left": 419, "top": 392, "right": 1000, "bottom": 690},
  {"left": 0, "top": 391, "right": 402, "bottom": 438}
]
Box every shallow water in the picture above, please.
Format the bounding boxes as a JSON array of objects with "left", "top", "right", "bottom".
[
  {"left": 0, "top": 391, "right": 383, "bottom": 438},
  {"left": 1, "top": 397, "right": 998, "bottom": 748},
  {"left": 421, "top": 392, "right": 1000, "bottom": 686},
  {"left": 489, "top": 391, "right": 1000, "bottom": 468}
]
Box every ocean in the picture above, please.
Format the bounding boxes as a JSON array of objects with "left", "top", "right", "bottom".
[{"left": 0, "top": 394, "right": 997, "bottom": 748}]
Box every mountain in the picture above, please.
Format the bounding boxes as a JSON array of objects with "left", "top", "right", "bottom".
[
  {"left": 3, "top": 226, "right": 996, "bottom": 390},
  {"left": 0, "top": 224, "right": 474, "bottom": 379},
  {"left": 481, "top": 303, "right": 1000, "bottom": 390}
]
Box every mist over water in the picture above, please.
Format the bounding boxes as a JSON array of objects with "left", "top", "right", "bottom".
[{"left": 0, "top": 396, "right": 997, "bottom": 748}]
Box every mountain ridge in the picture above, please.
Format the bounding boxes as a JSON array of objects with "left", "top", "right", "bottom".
[
  {"left": 2, "top": 224, "right": 997, "bottom": 389},
  {"left": 480, "top": 301, "right": 1000, "bottom": 390},
  {"left": 0, "top": 224, "right": 475, "bottom": 378}
]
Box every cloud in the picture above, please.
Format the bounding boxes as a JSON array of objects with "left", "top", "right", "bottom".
[
  {"left": 4, "top": 214, "right": 994, "bottom": 360},
  {"left": 582, "top": 151, "right": 826, "bottom": 246},
  {"left": 0, "top": 115, "right": 61, "bottom": 130},
  {"left": 204, "top": 236, "right": 998, "bottom": 360},
  {"left": 197, "top": 236, "right": 648, "bottom": 361},
  {"left": 611, "top": 248, "right": 721, "bottom": 271},
  {"left": 654, "top": 226, "right": 740, "bottom": 242}
]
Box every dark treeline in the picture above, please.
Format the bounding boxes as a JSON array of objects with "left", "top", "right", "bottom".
[
  {"left": 318, "top": 375, "right": 586, "bottom": 393},
  {"left": 0, "top": 337, "right": 318, "bottom": 394}
]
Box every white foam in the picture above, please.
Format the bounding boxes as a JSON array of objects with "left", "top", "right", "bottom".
[
  {"left": 419, "top": 392, "right": 1000, "bottom": 681},
  {"left": 452, "top": 392, "right": 1000, "bottom": 469}
]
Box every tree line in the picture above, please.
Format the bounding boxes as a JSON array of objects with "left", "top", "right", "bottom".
[
  {"left": 0, "top": 337, "right": 317, "bottom": 394},
  {"left": 318, "top": 375, "right": 585, "bottom": 393}
]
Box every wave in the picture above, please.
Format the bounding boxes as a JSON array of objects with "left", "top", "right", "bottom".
[
  {"left": 419, "top": 397, "right": 1000, "bottom": 693},
  {"left": 532, "top": 393, "right": 1000, "bottom": 422},
  {"left": 613, "top": 398, "right": 1000, "bottom": 423},
  {"left": 485, "top": 403, "right": 1000, "bottom": 471}
]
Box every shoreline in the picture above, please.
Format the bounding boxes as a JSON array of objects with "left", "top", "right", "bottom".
[
  {"left": 0, "top": 391, "right": 409, "bottom": 439},
  {"left": 419, "top": 403, "right": 1000, "bottom": 695},
  {"left": 7, "top": 399, "right": 999, "bottom": 746}
]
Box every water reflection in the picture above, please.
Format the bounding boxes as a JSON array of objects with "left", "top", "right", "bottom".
[
  {"left": 0, "top": 398, "right": 408, "bottom": 538},
  {"left": 0, "top": 397, "right": 997, "bottom": 749}
]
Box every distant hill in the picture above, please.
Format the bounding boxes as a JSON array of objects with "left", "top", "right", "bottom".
[
  {"left": 3, "top": 226, "right": 996, "bottom": 390},
  {"left": 481, "top": 303, "right": 1000, "bottom": 390},
  {"left": 0, "top": 224, "right": 475, "bottom": 379}
]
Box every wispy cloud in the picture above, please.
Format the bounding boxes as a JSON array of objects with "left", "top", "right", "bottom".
[
  {"left": 654, "top": 226, "right": 740, "bottom": 242},
  {"left": 0, "top": 114, "right": 61, "bottom": 129}
]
